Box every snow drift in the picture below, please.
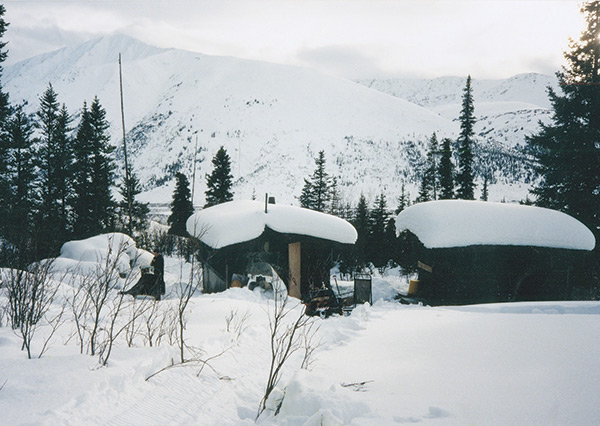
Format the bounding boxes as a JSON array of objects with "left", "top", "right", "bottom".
[{"left": 395, "top": 200, "right": 596, "bottom": 250}]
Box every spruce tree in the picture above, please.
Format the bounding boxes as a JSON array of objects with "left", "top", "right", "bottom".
[
  {"left": 168, "top": 172, "right": 194, "bottom": 236},
  {"left": 369, "top": 193, "right": 390, "bottom": 268},
  {"left": 395, "top": 181, "right": 410, "bottom": 214},
  {"left": 299, "top": 150, "right": 332, "bottom": 212},
  {"left": 71, "top": 102, "right": 94, "bottom": 239},
  {"left": 298, "top": 178, "right": 313, "bottom": 209},
  {"left": 527, "top": 1, "right": 600, "bottom": 237},
  {"left": 438, "top": 137, "right": 455, "bottom": 199},
  {"left": 205, "top": 146, "right": 234, "bottom": 208},
  {"left": 384, "top": 217, "right": 398, "bottom": 267},
  {"left": 5, "top": 104, "right": 36, "bottom": 265},
  {"left": 88, "top": 97, "right": 116, "bottom": 234},
  {"left": 456, "top": 75, "right": 476, "bottom": 200},
  {"left": 416, "top": 178, "right": 431, "bottom": 204},
  {"left": 71, "top": 97, "right": 116, "bottom": 237},
  {"left": 417, "top": 133, "right": 439, "bottom": 203},
  {"left": 54, "top": 104, "right": 74, "bottom": 229},
  {"left": 0, "top": 5, "right": 10, "bottom": 241},
  {"left": 352, "top": 193, "right": 370, "bottom": 269},
  {"left": 480, "top": 177, "right": 489, "bottom": 201},
  {"left": 329, "top": 176, "right": 342, "bottom": 216},
  {"left": 35, "top": 84, "right": 66, "bottom": 255},
  {"left": 118, "top": 168, "right": 149, "bottom": 235}
]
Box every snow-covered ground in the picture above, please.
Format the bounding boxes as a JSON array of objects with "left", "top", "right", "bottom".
[{"left": 1, "top": 235, "right": 600, "bottom": 425}]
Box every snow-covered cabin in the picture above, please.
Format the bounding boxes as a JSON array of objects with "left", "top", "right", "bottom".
[
  {"left": 395, "top": 200, "right": 596, "bottom": 305},
  {"left": 186, "top": 199, "right": 357, "bottom": 299}
]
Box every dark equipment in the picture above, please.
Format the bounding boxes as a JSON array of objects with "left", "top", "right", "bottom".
[
  {"left": 122, "top": 253, "right": 166, "bottom": 300},
  {"left": 353, "top": 274, "right": 372, "bottom": 305},
  {"left": 122, "top": 266, "right": 165, "bottom": 300},
  {"left": 304, "top": 285, "right": 343, "bottom": 318}
]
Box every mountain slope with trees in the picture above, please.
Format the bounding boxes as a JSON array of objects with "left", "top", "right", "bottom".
[{"left": 2, "top": 34, "right": 549, "bottom": 205}]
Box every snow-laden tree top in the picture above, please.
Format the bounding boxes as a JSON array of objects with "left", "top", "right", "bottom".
[
  {"left": 395, "top": 200, "right": 596, "bottom": 251},
  {"left": 186, "top": 200, "right": 357, "bottom": 249}
]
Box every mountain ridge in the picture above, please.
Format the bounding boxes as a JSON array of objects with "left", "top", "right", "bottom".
[{"left": 4, "top": 34, "right": 550, "bottom": 206}]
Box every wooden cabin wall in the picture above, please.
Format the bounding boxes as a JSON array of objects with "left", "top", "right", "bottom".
[
  {"left": 288, "top": 242, "right": 302, "bottom": 299},
  {"left": 416, "top": 246, "right": 590, "bottom": 305}
]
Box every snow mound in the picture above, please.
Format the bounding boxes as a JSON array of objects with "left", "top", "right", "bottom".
[
  {"left": 395, "top": 200, "right": 595, "bottom": 251},
  {"left": 54, "top": 233, "right": 152, "bottom": 277},
  {"left": 187, "top": 200, "right": 357, "bottom": 249}
]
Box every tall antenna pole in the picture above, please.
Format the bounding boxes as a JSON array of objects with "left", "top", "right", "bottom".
[{"left": 119, "top": 53, "right": 133, "bottom": 235}]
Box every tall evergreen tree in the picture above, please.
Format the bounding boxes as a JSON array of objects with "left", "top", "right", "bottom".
[
  {"left": 527, "top": 1, "right": 600, "bottom": 237},
  {"left": 35, "top": 84, "right": 66, "bottom": 255},
  {"left": 168, "top": 172, "right": 194, "bottom": 237},
  {"left": 299, "top": 150, "right": 332, "bottom": 212},
  {"left": 298, "top": 178, "right": 313, "bottom": 209},
  {"left": 456, "top": 75, "right": 476, "bottom": 200},
  {"left": 118, "top": 168, "right": 149, "bottom": 235},
  {"left": 417, "top": 133, "right": 439, "bottom": 202},
  {"left": 384, "top": 217, "right": 398, "bottom": 267},
  {"left": 369, "top": 193, "right": 390, "bottom": 268},
  {"left": 352, "top": 193, "right": 370, "bottom": 269},
  {"left": 480, "top": 177, "right": 489, "bottom": 201},
  {"left": 5, "top": 104, "right": 36, "bottom": 265},
  {"left": 395, "top": 181, "right": 410, "bottom": 214},
  {"left": 329, "top": 176, "right": 342, "bottom": 216},
  {"left": 88, "top": 97, "right": 116, "bottom": 234},
  {"left": 54, "top": 104, "right": 74, "bottom": 228},
  {"left": 71, "top": 102, "right": 94, "bottom": 238},
  {"left": 438, "top": 137, "right": 455, "bottom": 199},
  {"left": 0, "top": 5, "right": 11, "bottom": 241},
  {"left": 205, "top": 146, "right": 234, "bottom": 208},
  {"left": 71, "top": 97, "right": 116, "bottom": 237}
]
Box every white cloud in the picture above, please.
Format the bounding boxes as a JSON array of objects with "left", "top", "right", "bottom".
[{"left": 2, "top": 0, "right": 586, "bottom": 79}]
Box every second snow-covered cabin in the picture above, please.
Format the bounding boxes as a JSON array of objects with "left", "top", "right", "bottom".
[
  {"left": 395, "top": 200, "right": 596, "bottom": 305},
  {"left": 186, "top": 199, "right": 357, "bottom": 300}
]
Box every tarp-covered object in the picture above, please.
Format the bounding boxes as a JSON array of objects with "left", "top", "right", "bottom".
[
  {"left": 186, "top": 200, "right": 358, "bottom": 249},
  {"left": 395, "top": 200, "right": 595, "bottom": 251}
]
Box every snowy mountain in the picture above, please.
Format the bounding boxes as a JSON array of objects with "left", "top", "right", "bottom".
[
  {"left": 357, "top": 73, "right": 559, "bottom": 149},
  {"left": 4, "top": 35, "right": 555, "bottom": 206}
]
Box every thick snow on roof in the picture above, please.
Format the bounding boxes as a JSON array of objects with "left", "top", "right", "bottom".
[
  {"left": 186, "top": 200, "right": 357, "bottom": 249},
  {"left": 395, "top": 200, "right": 596, "bottom": 251}
]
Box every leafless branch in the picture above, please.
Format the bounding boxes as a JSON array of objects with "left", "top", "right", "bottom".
[{"left": 256, "top": 285, "right": 314, "bottom": 420}]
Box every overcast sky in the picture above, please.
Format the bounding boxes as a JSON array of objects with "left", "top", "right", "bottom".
[{"left": 2, "top": 0, "right": 586, "bottom": 80}]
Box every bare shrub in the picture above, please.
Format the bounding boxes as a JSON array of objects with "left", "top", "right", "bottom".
[
  {"left": 67, "top": 274, "right": 92, "bottom": 354},
  {"left": 156, "top": 306, "right": 178, "bottom": 347},
  {"left": 124, "top": 297, "right": 156, "bottom": 347},
  {"left": 300, "top": 321, "right": 322, "bottom": 371},
  {"left": 256, "top": 286, "right": 317, "bottom": 420},
  {"left": 174, "top": 263, "right": 202, "bottom": 363},
  {"left": 3, "top": 260, "right": 59, "bottom": 359},
  {"left": 138, "top": 299, "right": 165, "bottom": 347},
  {"left": 64, "top": 235, "right": 148, "bottom": 365},
  {"left": 225, "top": 307, "right": 251, "bottom": 341},
  {"left": 38, "top": 300, "right": 67, "bottom": 358}
]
